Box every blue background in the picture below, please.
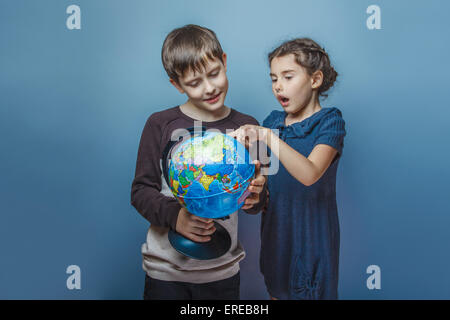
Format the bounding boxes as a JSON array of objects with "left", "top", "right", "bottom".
[{"left": 1, "top": 0, "right": 449, "bottom": 299}]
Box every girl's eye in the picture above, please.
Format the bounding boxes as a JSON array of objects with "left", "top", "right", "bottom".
[
  {"left": 271, "top": 78, "right": 277, "bottom": 83},
  {"left": 285, "top": 76, "right": 292, "bottom": 80},
  {"left": 210, "top": 72, "right": 219, "bottom": 77}
]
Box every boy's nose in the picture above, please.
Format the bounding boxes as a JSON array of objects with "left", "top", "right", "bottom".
[{"left": 204, "top": 80, "right": 215, "bottom": 94}]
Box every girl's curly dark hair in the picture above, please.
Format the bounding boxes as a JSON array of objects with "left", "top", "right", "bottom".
[{"left": 269, "top": 38, "right": 338, "bottom": 99}]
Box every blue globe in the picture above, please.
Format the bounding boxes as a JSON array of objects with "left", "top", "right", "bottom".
[{"left": 166, "top": 131, "right": 255, "bottom": 218}]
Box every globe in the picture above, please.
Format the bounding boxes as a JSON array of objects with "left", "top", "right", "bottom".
[{"left": 165, "top": 130, "right": 255, "bottom": 219}]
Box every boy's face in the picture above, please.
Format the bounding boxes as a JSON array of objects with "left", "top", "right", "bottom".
[
  {"left": 171, "top": 54, "right": 228, "bottom": 113},
  {"left": 270, "top": 54, "right": 322, "bottom": 114}
]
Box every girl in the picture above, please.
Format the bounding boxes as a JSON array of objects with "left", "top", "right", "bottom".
[{"left": 230, "top": 38, "right": 346, "bottom": 299}]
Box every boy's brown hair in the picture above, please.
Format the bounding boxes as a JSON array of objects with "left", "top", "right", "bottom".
[{"left": 161, "top": 24, "right": 224, "bottom": 84}]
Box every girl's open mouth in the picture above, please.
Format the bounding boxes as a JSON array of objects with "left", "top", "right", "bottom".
[{"left": 278, "top": 95, "right": 289, "bottom": 107}]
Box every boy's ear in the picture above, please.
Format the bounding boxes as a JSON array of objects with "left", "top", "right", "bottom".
[
  {"left": 311, "top": 70, "right": 323, "bottom": 90},
  {"left": 222, "top": 53, "right": 227, "bottom": 71},
  {"left": 170, "top": 78, "right": 185, "bottom": 94}
]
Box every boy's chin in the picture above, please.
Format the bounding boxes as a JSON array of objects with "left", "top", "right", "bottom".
[{"left": 197, "top": 101, "right": 226, "bottom": 112}]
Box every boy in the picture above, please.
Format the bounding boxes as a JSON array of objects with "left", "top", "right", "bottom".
[{"left": 130, "top": 24, "right": 267, "bottom": 300}]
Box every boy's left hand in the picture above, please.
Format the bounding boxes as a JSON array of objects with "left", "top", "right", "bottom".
[{"left": 242, "top": 160, "right": 266, "bottom": 210}]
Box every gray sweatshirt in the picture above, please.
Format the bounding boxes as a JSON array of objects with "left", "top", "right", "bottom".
[{"left": 131, "top": 106, "right": 266, "bottom": 283}]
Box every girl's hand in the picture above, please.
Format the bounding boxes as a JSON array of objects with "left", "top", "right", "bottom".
[
  {"left": 241, "top": 160, "right": 267, "bottom": 210},
  {"left": 228, "top": 127, "right": 269, "bottom": 210},
  {"left": 228, "top": 125, "right": 270, "bottom": 148}
]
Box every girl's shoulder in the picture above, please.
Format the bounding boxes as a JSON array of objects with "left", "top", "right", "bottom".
[
  {"left": 319, "top": 107, "right": 344, "bottom": 123},
  {"left": 317, "top": 107, "right": 345, "bottom": 129},
  {"left": 262, "top": 110, "right": 285, "bottom": 128},
  {"left": 262, "top": 107, "right": 344, "bottom": 129},
  {"left": 312, "top": 107, "right": 346, "bottom": 138}
]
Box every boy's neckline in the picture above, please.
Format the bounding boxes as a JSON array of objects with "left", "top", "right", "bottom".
[{"left": 176, "top": 105, "right": 234, "bottom": 124}]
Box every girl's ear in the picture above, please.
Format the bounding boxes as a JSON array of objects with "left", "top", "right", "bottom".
[
  {"left": 311, "top": 70, "right": 324, "bottom": 90},
  {"left": 170, "top": 78, "right": 185, "bottom": 94}
]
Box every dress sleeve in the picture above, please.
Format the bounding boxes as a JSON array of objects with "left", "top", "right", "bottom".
[
  {"left": 314, "top": 109, "right": 346, "bottom": 155},
  {"left": 262, "top": 110, "right": 280, "bottom": 128},
  {"left": 130, "top": 115, "right": 181, "bottom": 230}
]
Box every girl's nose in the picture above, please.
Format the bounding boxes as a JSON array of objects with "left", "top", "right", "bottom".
[{"left": 275, "top": 84, "right": 282, "bottom": 93}]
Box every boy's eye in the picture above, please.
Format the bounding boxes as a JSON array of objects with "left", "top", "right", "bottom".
[
  {"left": 271, "top": 78, "right": 277, "bottom": 83},
  {"left": 209, "top": 71, "right": 219, "bottom": 77}
]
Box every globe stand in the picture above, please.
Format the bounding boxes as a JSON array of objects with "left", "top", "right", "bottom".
[{"left": 168, "top": 220, "right": 231, "bottom": 260}]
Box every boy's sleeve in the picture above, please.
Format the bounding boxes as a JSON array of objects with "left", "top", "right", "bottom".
[
  {"left": 130, "top": 115, "right": 181, "bottom": 230},
  {"left": 239, "top": 116, "right": 268, "bottom": 215}
]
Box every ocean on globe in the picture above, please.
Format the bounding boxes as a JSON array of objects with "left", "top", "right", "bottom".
[{"left": 166, "top": 131, "right": 255, "bottom": 219}]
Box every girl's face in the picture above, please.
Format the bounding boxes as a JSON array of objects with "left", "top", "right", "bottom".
[{"left": 270, "top": 54, "right": 316, "bottom": 114}]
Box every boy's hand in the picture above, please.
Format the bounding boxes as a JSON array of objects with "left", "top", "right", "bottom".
[
  {"left": 175, "top": 208, "right": 216, "bottom": 242},
  {"left": 242, "top": 160, "right": 266, "bottom": 210}
]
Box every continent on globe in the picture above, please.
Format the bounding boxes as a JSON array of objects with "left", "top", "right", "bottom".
[{"left": 166, "top": 131, "right": 255, "bottom": 219}]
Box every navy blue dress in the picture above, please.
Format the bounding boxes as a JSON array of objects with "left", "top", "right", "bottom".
[{"left": 260, "top": 107, "right": 346, "bottom": 300}]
